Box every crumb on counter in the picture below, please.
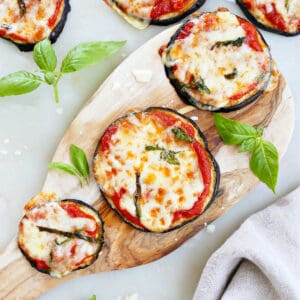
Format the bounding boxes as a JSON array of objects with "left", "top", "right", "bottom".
[{"left": 132, "top": 69, "right": 153, "bottom": 83}]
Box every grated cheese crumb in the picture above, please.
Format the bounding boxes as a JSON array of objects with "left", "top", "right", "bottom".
[
  {"left": 125, "top": 293, "right": 138, "bottom": 300},
  {"left": 132, "top": 69, "right": 153, "bottom": 83},
  {"left": 190, "top": 116, "right": 199, "bottom": 121},
  {"left": 56, "top": 107, "right": 64, "bottom": 115},
  {"left": 206, "top": 224, "right": 216, "bottom": 234}
]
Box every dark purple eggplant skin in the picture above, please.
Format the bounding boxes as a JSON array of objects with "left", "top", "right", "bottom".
[
  {"left": 18, "top": 198, "right": 104, "bottom": 277},
  {"left": 163, "top": 14, "right": 273, "bottom": 112},
  {"left": 236, "top": 0, "right": 300, "bottom": 36},
  {"left": 110, "top": 0, "right": 206, "bottom": 26},
  {"left": 1, "top": 0, "right": 71, "bottom": 51},
  {"left": 93, "top": 107, "right": 220, "bottom": 233}
]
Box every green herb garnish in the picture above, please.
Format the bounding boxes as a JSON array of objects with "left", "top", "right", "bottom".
[
  {"left": 186, "top": 76, "right": 210, "bottom": 94},
  {"left": 17, "top": 0, "right": 26, "bottom": 17},
  {"left": 160, "top": 150, "right": 180, "bottom": 165},
  {"left": 89, "top": 295, "right": 96, "bottom": 300},
  {"left": 172, "top": 127, "right": 193, "bottom": 143},
  {"left": 224, "top": 68, "right": 238, "bottom": 80},
  {"left": 48, "top": 144, "right": 90, "bottom": 187},
  {"left": 145, "top": 145, "right": 181, "bottom": 165},
  {"left": 145, "top": 144, "right": 164, "bottom": 151},
  {"left": 0, "top": 39, "right": 126, "bottom": 103},
  {"left": 214, "top": 113, "right": 279, "bottom": 193},
  {"left": 211, "top": 37, "right": 245, "bottom": 50},
  {"left": 134, "top": 172, "right": 142, "bottom": 218}
]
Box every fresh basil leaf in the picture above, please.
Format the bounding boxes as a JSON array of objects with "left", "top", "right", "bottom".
[
  {"left": 250, "top": 139, "right": 279, "bottom": 193},
  {"left": 34, "top": 39, "right": 57, "bottom": 72},
  {"left": 160, "top": 150, "right": 180, "bottom": 165},
  {"left": 172, "top": 127, "right": 193, "bottom": 143},
  {"left": 70, "top": 144, "right": 90, "bottom": 180},
  {"left": 48, "top": 162, "right": 86, "bottom": 186},
  {"left": 0, "top": 71, "right": 42, "bottom": 97},
  {"left": 256, "top": 125, "right": 264, "bottom": 137},
  {"left": 211, "top": 37, "right": 245, "bottom": 50},
  {"left": 214, "top": 113, "right": 258, "bottom": 145},
  {"left": 145, "top": 145, "right": 164, "bottom": 151},
  {"left": 239, "top": 138, "right": 256, "bottom": 153},
  {"left": 60, "top": 41, "right": 126, "bottom": 73},
  {"left": 186, "top": 76, "right": 210, "bottom": 94}
]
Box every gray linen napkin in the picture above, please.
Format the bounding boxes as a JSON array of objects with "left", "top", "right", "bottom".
[{"left": 193, "top": 186, "right": 300, "bottom": 300}]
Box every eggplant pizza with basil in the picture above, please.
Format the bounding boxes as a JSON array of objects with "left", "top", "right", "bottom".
[
  {"left": 103, "top": 0, "right": 206, "bottom": 28},
  {"left": 0, "top": 0, "right": 70, "bottom": 51},
  {"left": 93, "top": 107, "right": 219, "bottom": 233},
  {"left": 18, "top": 193, "right": 103, "bottom": 278},
  {"left": 237, "top": 0, "right": 300, "bottom": 36},
  {"left": 162, "top": 8, "right": 272, "bottom": 111}
]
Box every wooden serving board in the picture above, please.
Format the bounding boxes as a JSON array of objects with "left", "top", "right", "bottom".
[{"left": 0, "top": 26, "right": 294, "bottom": 299}]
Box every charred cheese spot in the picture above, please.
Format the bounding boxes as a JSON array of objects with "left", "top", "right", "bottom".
[
  {"left": 18, "top": 194, "right": 103, "bottom": 278},
  {"left": 93, "top": 108, "right": 219, "bottom": 232},
  {"left": 162, "top": 10, "right": 272, "bottom": 111}
]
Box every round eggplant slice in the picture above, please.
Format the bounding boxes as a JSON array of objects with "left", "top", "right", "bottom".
[
  {"left": 0, "top": 0, "right": 71, "bottom": 51},
  {"left": 103, "top": 0, "right": 206, "bottom": 29},
  {"left": 162, "top": 9, "right": 272, "bottom": 112},
  {"left": 93, "top": 107, "right": 219, "bottom": 233},
  {"left": 237, "top": 0, "right": 300, "bottom": 36},
  {"left": 18, "top": 194, "right": 104, "bottom": 278}
]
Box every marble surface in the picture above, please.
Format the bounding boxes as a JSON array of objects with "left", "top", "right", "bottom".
[{"left": 0, "top": 0, "right": 299, "bottom": 299}]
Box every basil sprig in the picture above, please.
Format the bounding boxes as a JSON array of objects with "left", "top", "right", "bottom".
[
  {"left": 48, "top": 144, "right": 90, "bottom": 187},
  {"left": 214, "top": 113, "right": 279, "bottom": 193},
  {"left": 145, "top": 145, "right": 181, "bottom": 165},
  {"left": 172, "top": 127, "right": 193, "bottom": 143},
  {"left": 0, "top": 39, "right": 126, "bottom": 103},
  {"left": 211, "top": 37, "right": 245, "bottom": 50}
]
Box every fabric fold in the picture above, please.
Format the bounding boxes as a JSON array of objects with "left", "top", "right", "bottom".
[{"left": 193, "top": 187, "right": 300, "bottom": 300}]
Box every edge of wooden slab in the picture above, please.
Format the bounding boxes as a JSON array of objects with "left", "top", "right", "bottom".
[{"left": 0, "top": 21, "right": 295, "bottom": 299}]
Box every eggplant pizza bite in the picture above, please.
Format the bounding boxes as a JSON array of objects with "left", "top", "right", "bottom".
[
  {"left": 18, "top": 193, "right": 103, "bottom": 278},
  {"left": 237, "top": 0, "right": 300, "bottom": 36},
  {"left": 103, "top": 0, "right": 206, "bottom": 29},
  {"left": 0, "top": 0, "right": 70, "bottom": 51},
  {"left": 162, "top": 9, "right": 272, "bottom": 111},
  {"left": 93, "top": 107, "right": 219, "bottom": 233}
]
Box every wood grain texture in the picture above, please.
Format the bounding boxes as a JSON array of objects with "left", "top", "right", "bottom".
[{"left": 0, "top": 25, "right": 294, "bottom": 299}]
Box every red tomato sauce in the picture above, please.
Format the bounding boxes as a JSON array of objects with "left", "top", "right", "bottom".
[
  {"left": 111, "top": 187, "right": 146, "bottom": 229},
  {"left": 48, "top": 0, "right": 63, "bottom": 27},
  {"left": 35, "top": 259, "right": 50, "bottom": 271},
  {"left": 172, "top": 140, "right": 212, "bottom": 223},
  {"left": 229, "top": 81, "right": 258, "bottom": 101},
  {"left": 261, "top": 3, "right": 286, "bottom": 31},
  {"left": 61, "top": 203, "right": 99, "bottom": 238},
  {"left": 176, "top": 21, "right": 194, "bottom": 39},
  {"left": 0, "top": 29, "right": 30, "bottom": 43},
  {"left": 238, "top": 17, "right": 263, "bottom": 52},
  {"left": 150, "top": 0, "right": 187, "bottom": 20},
  {"left": 100, "top": 124, "right": 119, "bottom": 152}
]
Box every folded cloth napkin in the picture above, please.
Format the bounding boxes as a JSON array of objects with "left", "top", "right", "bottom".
[{"left": 193, "top": 186, "right": 300, "bottom": 300}]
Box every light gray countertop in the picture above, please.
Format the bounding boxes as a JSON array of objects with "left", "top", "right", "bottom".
[{"left": 0, "top": 0, "right": 299, "bottom": 299}]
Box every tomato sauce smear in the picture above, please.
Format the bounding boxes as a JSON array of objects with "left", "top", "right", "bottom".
[
  {"left": 48, "top": 0, "right": 64, "bottom": 27},
  {"left": 150, "top": 0, "right": 188, "bottom": 20}
]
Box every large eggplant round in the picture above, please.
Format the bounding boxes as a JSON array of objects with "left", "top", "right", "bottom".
[
  {"left": 93, "top": 107, "right": 220, "bottom": 233},
  {"left": 18, "top": 194, "right": 104, "bottom": 278},
  {"left": 236, "top": 0, "right": 300, "bottom": 36},
  {"left": 0, "top": 0, "right": 71, "bottom": 51},
  {"left": 162, "top": 9, "right": 272, "bottom": 112},
  {"left": 106, "top": 0, "right": 206, "bottom": 26}
]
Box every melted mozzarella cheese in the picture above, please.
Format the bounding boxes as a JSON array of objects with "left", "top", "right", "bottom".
[
  {"left": 0, "top": 0, "right": 64, "bottom": 43},
  {"left": 26, "top": 201, "right": 98, "bottom": 236},
  {"left": 94, "top": 111, "right": 204, "bottom": 232},
  {"left": 163, "top": 11, "right": 271, "bottom": 108},
  {"left": 242, "top": 0, "right": 300, "bottom": 33}
]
